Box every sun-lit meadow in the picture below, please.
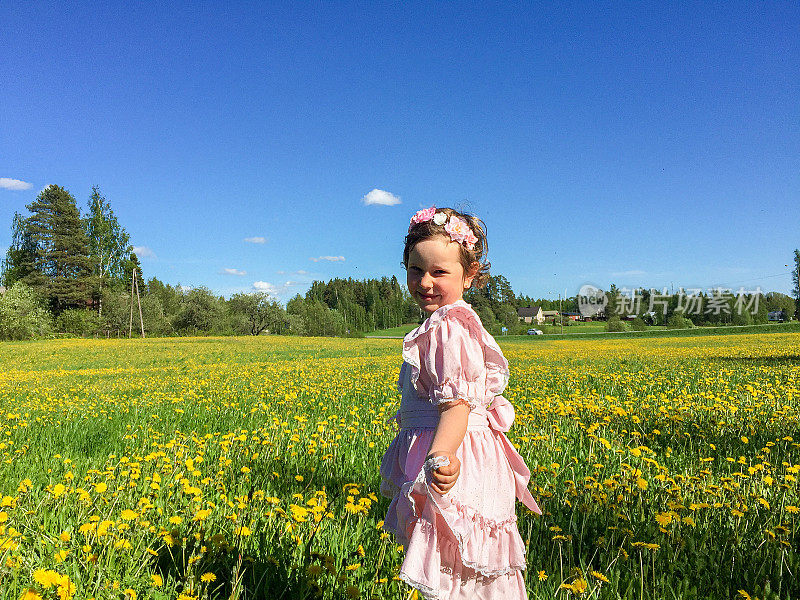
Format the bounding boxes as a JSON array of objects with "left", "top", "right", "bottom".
[{"left": 1, "top": 331, "right": 799, "bottom": 600}]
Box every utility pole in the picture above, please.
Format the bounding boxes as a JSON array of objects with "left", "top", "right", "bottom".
[
  {"left": 135, "top": 270, "right": 145, "bottom": 338},
  {"left": 559, "top": 293, "right": 563, "bottom": 334},
  {"left": 129, "top": 271, "right": 135, "bottom": 338},
  {"left": 128, "top": 270, "right": 145, "bottom": 338}
]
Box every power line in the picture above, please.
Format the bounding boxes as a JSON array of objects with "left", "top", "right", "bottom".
[{"left": 715, "top": 271, "right": 793, "bottom": 289}]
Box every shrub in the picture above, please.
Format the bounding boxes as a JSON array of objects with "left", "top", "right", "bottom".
[
  {"left": 56, "top": 309, "right": 101, "bottom": 336},
  {"left": 0, "top": 282, "right": 53, "bottom": 340},
  {"left": 631, "top": 316, "right": 647, "bottom": 331},
  {"left": 667, "top": 313, "right": 695, "bottom": 329},
  {"left": 605, "top": 317, "right": 626, "bottom": 332}
]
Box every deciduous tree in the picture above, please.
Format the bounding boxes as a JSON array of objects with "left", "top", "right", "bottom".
[
  {"left": 86, "top": 186, "right": 131, "bottom": 317},
  {"left": 0, "top": 212, "right": 37, "bottom": 287}
]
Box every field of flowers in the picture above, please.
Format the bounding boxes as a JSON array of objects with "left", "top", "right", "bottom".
[{"left": 0, "top": 331, "right": 799, "bottom": 600}]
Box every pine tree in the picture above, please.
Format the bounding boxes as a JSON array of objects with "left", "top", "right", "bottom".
[{"left": 24, "top": 185, "right": 92, "bottom": 312}]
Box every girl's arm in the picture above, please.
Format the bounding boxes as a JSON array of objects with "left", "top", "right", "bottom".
[{"left": 426, "top": 402, "right": 470, "bottom": 494}]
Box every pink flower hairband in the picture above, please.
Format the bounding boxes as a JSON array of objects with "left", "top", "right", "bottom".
[{"left": 408, "top": 207, "right": 479, "bottom": 250}]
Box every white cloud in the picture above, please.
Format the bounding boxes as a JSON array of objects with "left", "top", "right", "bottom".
[
  {"left": 310, "top": 255, "right": 345, "bottom": 262},
  {"left": 222, "top": 268, "right": 247, "bottom": 276},
  {"left": 0, "top": 178, "right": 33, "bottom": 191},
  {"left": 611, "top": 269, "right": 646, "bottom": 277},
  {"left": 132, "top": 246, "right": 156, "bottom": 259},
  {"left": 253, "top": 281, "right": 279, "bottom": 296},
  {"left": 252, "top": 280, "right": 303, "bottom": 299},
  {"left": 361, "top": 188, "right": 401, "bottom": 206},
  {"left": 244, "top": 236, "right": 267, "bottom": 244}
]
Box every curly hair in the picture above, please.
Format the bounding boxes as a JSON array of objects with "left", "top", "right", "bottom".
[{"left": 403, "top": 207, "right": 491, "bottom": 289}]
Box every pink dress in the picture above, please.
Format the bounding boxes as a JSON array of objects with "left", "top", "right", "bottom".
[{"left": 380, "top": 300, "right": 541, "bottom": 600}]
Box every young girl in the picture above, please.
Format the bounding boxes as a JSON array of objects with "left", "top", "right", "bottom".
[{"left": 380, "top": 207, "right": 541, "bottom": 600}]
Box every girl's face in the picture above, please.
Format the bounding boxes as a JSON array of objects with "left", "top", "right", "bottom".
[{"left": 406, "top": 235, "right": 476, "bottom": 314}]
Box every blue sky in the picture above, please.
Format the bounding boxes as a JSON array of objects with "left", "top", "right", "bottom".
[{"left": 2, "top": 2, "right": 798, "bottom": 301}]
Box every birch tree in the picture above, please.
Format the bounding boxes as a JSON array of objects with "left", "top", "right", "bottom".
[{"left": 86, "top": 186, "right": 131, "bottom": 317}]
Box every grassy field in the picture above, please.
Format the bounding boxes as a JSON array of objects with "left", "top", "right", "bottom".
[
  {"left": 365, "top": 324, "right": 419, "bottom": 337},
  {"left": 508, "top": 321, "right": 800, "bottom": 341},
  {"left": 0, "top": 332, "right": 799, "bottom": 599}
]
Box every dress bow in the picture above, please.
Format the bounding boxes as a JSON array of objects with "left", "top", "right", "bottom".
[{"left": 486, "top": 395, "right": 515, "bottom": 432}]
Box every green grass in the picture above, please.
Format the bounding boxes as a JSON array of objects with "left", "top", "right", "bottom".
[
  {"left": 366, "top": 323, "right": 420, "bottom": 337},
  {"left": 509, "top": 321, "right": 800, "bottom": 341},
  {"left": 526, "top": 321, "right": 628, "bottom": 334}
]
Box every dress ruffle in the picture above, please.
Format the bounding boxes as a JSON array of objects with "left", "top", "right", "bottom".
[{"left": 380, "top": 427, "right": 537, "bottom": 599}]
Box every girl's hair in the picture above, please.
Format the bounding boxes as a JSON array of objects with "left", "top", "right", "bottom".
[{"left": 403, "top": 207, "right": 491, "bottom": 289}]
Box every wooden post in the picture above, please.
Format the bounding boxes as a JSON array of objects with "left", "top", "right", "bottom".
[
  {"left": 135, "top": 271, "right": 145, "bottom": 338},
  {"left": 129, "top": 271, "right": 135, "bottom": 338}
]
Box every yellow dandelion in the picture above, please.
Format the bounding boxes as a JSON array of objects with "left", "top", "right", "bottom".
[
  {"left": 33, "top": 570, "right": 61, "bottom": 589},
  {"left": 655, "top": 512, "right": 673, "bottom": 527},
  {"left": 54, "top": 549, "right": 69, "bottom": 562},
  {"left": 56, "top": 576, "right": 75, "bottom": 600},
  {"left": 591, "top": 570, "right": 610, "bottom": 583},
  {"left": 200, "top": 572, "right": 216, "bottom": 583},
  {"left": 193, "top": 508, "right": 212, "bottom": 522}
]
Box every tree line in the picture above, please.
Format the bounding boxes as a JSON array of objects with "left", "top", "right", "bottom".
[
  {"left": 0, "top": 185, "right": 405, "bottom": 339},
  {"left": 0, "top": 184, "right": 535, "bottom": 339},
  {"left": 1, "top": 184, "right": 796, "bottom": 340}
]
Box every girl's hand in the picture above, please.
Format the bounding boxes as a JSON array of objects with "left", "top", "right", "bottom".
[{"left": 427, "top": 451, "right": 461, "bottom": 495}]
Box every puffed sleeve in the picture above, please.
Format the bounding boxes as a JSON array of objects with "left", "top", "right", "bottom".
[
  {"left": 402, "top": 303, "right": 509, "bottom": 410},
  {"left": 421, "top": 313, "right": 486, "bottom": 409}
]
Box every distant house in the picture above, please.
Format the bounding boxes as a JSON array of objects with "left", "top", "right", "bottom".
[
  {"left": 542, "top": 310, "right": 560, "bottom": 323},
  {"left": 517, "top": 306, "right": 544, "bottom": 324},
  {"left": 562, "top": 311, "right": 581, "bottom": 321},
  {"left": 768, "top": 310, "right": 788, "bottom": 322}
]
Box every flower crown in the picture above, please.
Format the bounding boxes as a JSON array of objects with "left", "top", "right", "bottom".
[{"left": 408, "top": 207, "right": 479, "bottom": 250}]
